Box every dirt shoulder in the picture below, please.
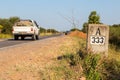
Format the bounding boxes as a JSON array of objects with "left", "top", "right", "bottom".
[
  {"left": 0, "top": 36, "right": 80, "bottom": 80},
  {"left": 0, "top": 39, "right": 5, "bottom": 42}
]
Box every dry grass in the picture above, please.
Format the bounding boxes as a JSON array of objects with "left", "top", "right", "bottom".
[
  {"left": 0, "top": 34, "right": 12, "bottom": 39},
  {"left": 39, "top": 37, "right": 86, "bottom": 80},
  {"left": 0, "top": 36, "right": 82, "bottom": 80},
  {"left": 108, "top": 44, "right": 120, "bottom": 61}
]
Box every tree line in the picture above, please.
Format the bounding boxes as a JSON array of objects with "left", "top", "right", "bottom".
[
  {"left": 0, "top": 17, "right": 58, "bottom": 34},
  {"left": 40, "top": 27, "right": 58, "bottom": 34},
  {"left": 0, "top": 17, "right": 20, "bottom": 34}
]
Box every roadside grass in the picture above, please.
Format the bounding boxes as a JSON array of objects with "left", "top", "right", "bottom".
[
  {"left": 39, "top": 37, "right": 86, "bottom": 80},
  {"left": 39, "top": 36, "right": 120, "bottom": 80},
  {"left": 109, "top": 44, "right": 120, "bottom": 61},
  {"left": 1, "top": 35, "right": 119, "bottom": 80},
  {"left": 0, "top": 34, "right": 12, "bottom": 39}
]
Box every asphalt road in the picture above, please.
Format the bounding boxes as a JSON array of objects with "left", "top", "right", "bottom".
[{"left": 0, "top": 34, "right": 62, "bottom": 49}]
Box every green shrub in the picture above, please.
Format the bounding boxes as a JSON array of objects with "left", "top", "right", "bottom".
[
  {"left": 57, "top": 53, "right": 81, "bottom": 66},
  {"left": 109, "top": 26, "right": 120, "bottom": 50},
  {"left": 102, "top": 59, "right": 120, "bottom": 80},
  {"left": 0, "top": 34, "right": 12, "bottom": 39},
  {"left": 56, "top": 37, "right": 120, "bottom": 80},
  {"left": 82, "top": 54, "right": 102, "bottom": 80},
  {"left": 0, "top": 17, "right": 20, "bottom": 34}
]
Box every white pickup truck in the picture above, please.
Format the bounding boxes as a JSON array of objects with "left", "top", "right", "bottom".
[{"left": 12, "top": 20, "right": 40, "bottom": 40}]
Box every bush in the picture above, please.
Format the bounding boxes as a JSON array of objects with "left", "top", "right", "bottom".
[
  {"left": 0, "top": 17, "right": 20, "bottom": 34},
  {"left": 82, "top": 54, "right": 101, "bottom": 80},
  {"left": 109, "top": 25, "right": 120, "bottom": 50},
  {"left": 0, "top": 34, "right": 12, "bottom": 39},
  {"left": 102, "top": 59, "right": 120, "bottom": 80},
  {"left": 61, "top": 47, "right": 120, "bottom": 80},
  {"left": 80, "top": 52, "right": 120, "bottom": 80}
]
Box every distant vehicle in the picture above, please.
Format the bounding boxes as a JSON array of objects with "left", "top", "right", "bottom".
[
  {"left": 65, "top": 31, "right": 70, "bottom": 35},
  {"left": 12, "top": 20, "right": 40, "bottom": 40}
]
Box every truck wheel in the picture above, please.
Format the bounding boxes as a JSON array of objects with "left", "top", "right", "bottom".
[
  {"left": 14, "top": 35, "right": 18, "bottom": 40},
  {"left": 36, "top": 35, "right": 39, "bottom": 40},
  {"left": 32, "top": 34, "right": 36, "bottom": 40}
]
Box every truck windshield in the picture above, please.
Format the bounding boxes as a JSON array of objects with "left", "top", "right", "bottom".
[{"left": 15, "top": 20, "right": 33, "bottom": 26}]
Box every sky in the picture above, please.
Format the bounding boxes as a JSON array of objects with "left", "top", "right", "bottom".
[{"left": 0, "top": 0, "right": 120, "bottom": 31}]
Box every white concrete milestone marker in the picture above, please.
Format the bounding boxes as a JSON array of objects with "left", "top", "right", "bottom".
[{"left": 87, "top": 24, "right": 109, "bottom": 56}]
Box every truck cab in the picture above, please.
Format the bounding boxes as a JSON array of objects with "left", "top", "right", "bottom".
[{"left": 12, "top": 20, "right": 40, "bottom": 40}]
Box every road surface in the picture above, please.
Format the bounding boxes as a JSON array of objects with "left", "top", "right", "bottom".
[{"left": 0, "top": 34, "right": 62, "bottom": 49}]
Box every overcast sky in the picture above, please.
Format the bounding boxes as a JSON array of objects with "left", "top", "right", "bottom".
[{"left": 0, "top": 0, "right": 120, "bottom": 31}]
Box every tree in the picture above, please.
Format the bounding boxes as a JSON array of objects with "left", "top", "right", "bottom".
[
  {"left": 112, "top": 24, "right": 120, "bottom": 27},
  {"left": 82, "top": 11, "right": 101, "bottom": 33},
  {"left": 0, "top": 19, "right": 12, "bottom": 34},
  {"left": 88, "top": 11, "right": 100, "bottom": 24},
  {"left": 47, "top": 29, "right": 58, "bottom": 33},
  {"left": 82, "top": 22, "right": 88, "bottom": 33},
  {"left": 40, "top": 27, "right": 46, "bottom": 33},
  {"left": 0, "top": 17, "right": 20, "bottom": 34},
  {"left": 9, "top": 17, "right": 20, "bottom": 25}
]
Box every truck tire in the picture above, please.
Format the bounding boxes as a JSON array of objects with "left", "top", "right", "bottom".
[
  {"left": 36, "top": 35, "right": 39, "bottom": 40},
  {"left": 32, "top": 34, "right": 36, "bottom": 40},
  {"left": 14, "top": 35, "right": 18, "bottom": 40}
]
